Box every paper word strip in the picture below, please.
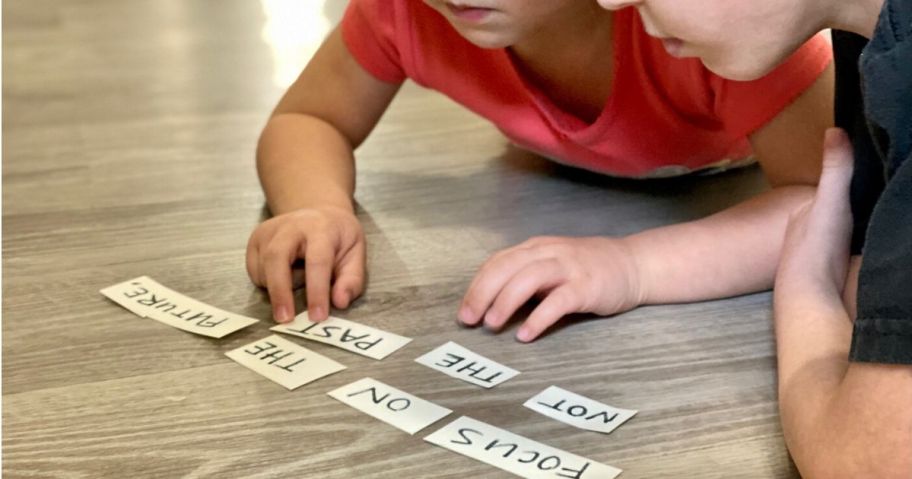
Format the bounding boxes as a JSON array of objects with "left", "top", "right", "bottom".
[
  {"left": 272, "top": 313, "right": 411, "bottom": 360},
  {"left": 415, "top": 341, "right": 519, "bottom": 388},
  {"left": 424, "top": 416, "right": 621, "bottom": 479},
  {"left": 524, "top": 386, "right": 637, "bottom": 435},
  {"left": 101, "top": 276, "right": 257, "bottom": 338},
  {"left": 225, "top": 335, "right": 345, "bottom": 390},
  {"left": 328, "top": 378, "right": 452, "bottom": 434}
]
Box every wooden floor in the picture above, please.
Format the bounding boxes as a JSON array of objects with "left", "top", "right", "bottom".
[{"left": 3, "top": 1, "right": 799, "bottom": 477}]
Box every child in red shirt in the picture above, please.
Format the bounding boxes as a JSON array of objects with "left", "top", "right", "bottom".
[
  {"left": 248, "top": 0, "right": 833, "bottom": 339},
  {"left": 342, "top": 1, "right": 829, "bottom": 177}
]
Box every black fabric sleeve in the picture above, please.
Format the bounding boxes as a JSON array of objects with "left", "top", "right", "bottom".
[
  {"left": 849, "top": 153, "right": 912, "bottom": 364},
  {"left": 832, "top": 30, "right": 884, "bottom": 255},
  {"left": 847, "top": 0, "right": 912, "bottom": 364}
]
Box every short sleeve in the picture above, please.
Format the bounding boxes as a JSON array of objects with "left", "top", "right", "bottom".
[
  {"left": 711, "top": 34, "right": 833, "bottom": 138},
  {"left": 849, "top": 154, "right": 912, "bottom": 364},
  {"left": 341, "top": 0, "right": 407, "bottom": 83}
]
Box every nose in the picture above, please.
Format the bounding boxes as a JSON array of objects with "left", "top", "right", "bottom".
[{"left": 596, "top": 0, "right": 642, "bottom": 10}]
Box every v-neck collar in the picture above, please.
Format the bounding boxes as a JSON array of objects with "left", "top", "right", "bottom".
[{"left": 500, "top": 12, "right": 624, "bottom": 145}]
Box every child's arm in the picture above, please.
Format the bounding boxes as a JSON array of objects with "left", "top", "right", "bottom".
[
  {"left": 774, "top": 130, "right": 912, "bottom": 479},
  {"left": 458, "top": 64, "right": 834, "bottom": 341},
  {"left": 248, "top": 27, "right": 401, "bottom": 323}
]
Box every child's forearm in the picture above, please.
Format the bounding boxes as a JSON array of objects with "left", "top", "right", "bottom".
[
  {"left": 779, "top": 361, "right": 912, "bottom": 479},
  {"left": 257, "top": 113, "right": 357, "bottom": 215},
  {"left": 622, "top": 185, "right": 815, "bottom": 304},
  {"left": 774, "top": 277, "right": 912, "bottom": 479}
]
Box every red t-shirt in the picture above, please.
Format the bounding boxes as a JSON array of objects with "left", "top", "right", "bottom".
[{"left": 342, "top": 0, "right": 832, "bottom": 177}]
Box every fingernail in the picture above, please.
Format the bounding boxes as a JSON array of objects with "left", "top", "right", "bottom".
[
  {"left": 275, "top": 306, "right": 292, "bottom": 323},
  {"left": 824, "top": 128, "right": 846, "bottom": 148},
  {"left": 483, "top": 312, "right": 498, "bottom": 328},
  {"left": 516, "top": 328, "right": 531, "bottom": 342},
  {"left": 458, "top": 306, "right": 473, "bottom": 324},
  {"left": 311, "top": 306, "right": 325, "bottom": 321}
]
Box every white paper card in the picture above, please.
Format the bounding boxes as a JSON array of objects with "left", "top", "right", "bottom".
[
  {"left": 424, "top": 416, "right": 621, "bottom": 479},
  {"left": 524, "top": 386, "right": 637, "bottom": 435},
  {"left": 271, "top": 313, "right": 411, "bottom": 360},
  {"left": 327, "top": 378, "right": 452, "bottom": 434},
  {"left": 414, "top": 341, "right": 519, "bottom": 388},
  {"left": 225, "top": 335, "right": 346, "bottom": 390},
  {"left": 100, "top": 276, "right": 186, "bottom": 317},
  {"left": 101, "top": 276, "right": 258, "bottom": 338}
]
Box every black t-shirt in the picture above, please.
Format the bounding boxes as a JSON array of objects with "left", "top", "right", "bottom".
[
  {"left": 831, "top": 0, "right": 912, "bottom": 365},
  {"left": 832, "top": 30, "right": 887, "bottom": 254}
]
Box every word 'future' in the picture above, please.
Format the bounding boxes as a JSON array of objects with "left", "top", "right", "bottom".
[{"left": 100, "top": 276, "right": 257, "bottom": 338}]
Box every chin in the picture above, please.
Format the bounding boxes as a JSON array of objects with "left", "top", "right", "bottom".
[
  {"left": 700, "top": 53, "right": 782, "bottom": 82},
  {"left": 454, "top": 29, "right": 514, "bottom": 49}
]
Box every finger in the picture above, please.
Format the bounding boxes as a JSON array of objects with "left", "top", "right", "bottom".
[
  {"left": 813, "top": 128, "right": 856, "bottom": 280},
  {"left": 331, "top": 239, "right": 366, "bottom": 309},
  {"left": 246, "top": 235, "right": 263, "bottom": 286},
  {"left": 262, "top": 236, "right": 300, "bottom": 323},
  {"left": 460, "top": 246, "right": 543, "bottom": 325},
  {"left": 304, "top": 239, "right": 336, "bottom": 322},
  {"left": 516, "top": 286, "right": 580, "bottom": 343},
  {"left": 814, "top": 128, "right": 855, "bottom": 223},
  {"left": 484, "top": 259, "right": 564, "bottom": 331}
]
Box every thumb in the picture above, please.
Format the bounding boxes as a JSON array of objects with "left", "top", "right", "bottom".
[
  {"left": 814, "top": 128, "right": 854, "bottom": 218},
  {"left": 808, "top": 128, "right": 855, "bottom": 286}
]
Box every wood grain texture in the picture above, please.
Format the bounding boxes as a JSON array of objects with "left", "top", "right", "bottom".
[{"left": 3, "top": 1, "right": 797, "bottom": 477}]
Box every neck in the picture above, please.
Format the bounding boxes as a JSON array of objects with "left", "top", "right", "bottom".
[
  {"left": 510, "top": 5, "right": 614, "bottom": 66},
  {"left": 826, "top": 0, "right": 886, "bottom": 37},
  {"left": 507, "top": 5, "right": 616, "bottom": 122}
]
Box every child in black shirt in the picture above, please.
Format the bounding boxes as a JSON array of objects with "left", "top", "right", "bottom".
[{"left": 595, "top": 0, "right": 911, "bottom": 476}]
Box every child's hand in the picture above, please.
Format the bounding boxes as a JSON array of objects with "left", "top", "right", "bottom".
[
  {"left": 246, "top": 206, "right": 365, "bottom": 323},
  {"left": 776, "top": 128, "right": 854, "bottom": 309},
  {"left": 458, "top": 236, "right": 644, "bottom": 342}
]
